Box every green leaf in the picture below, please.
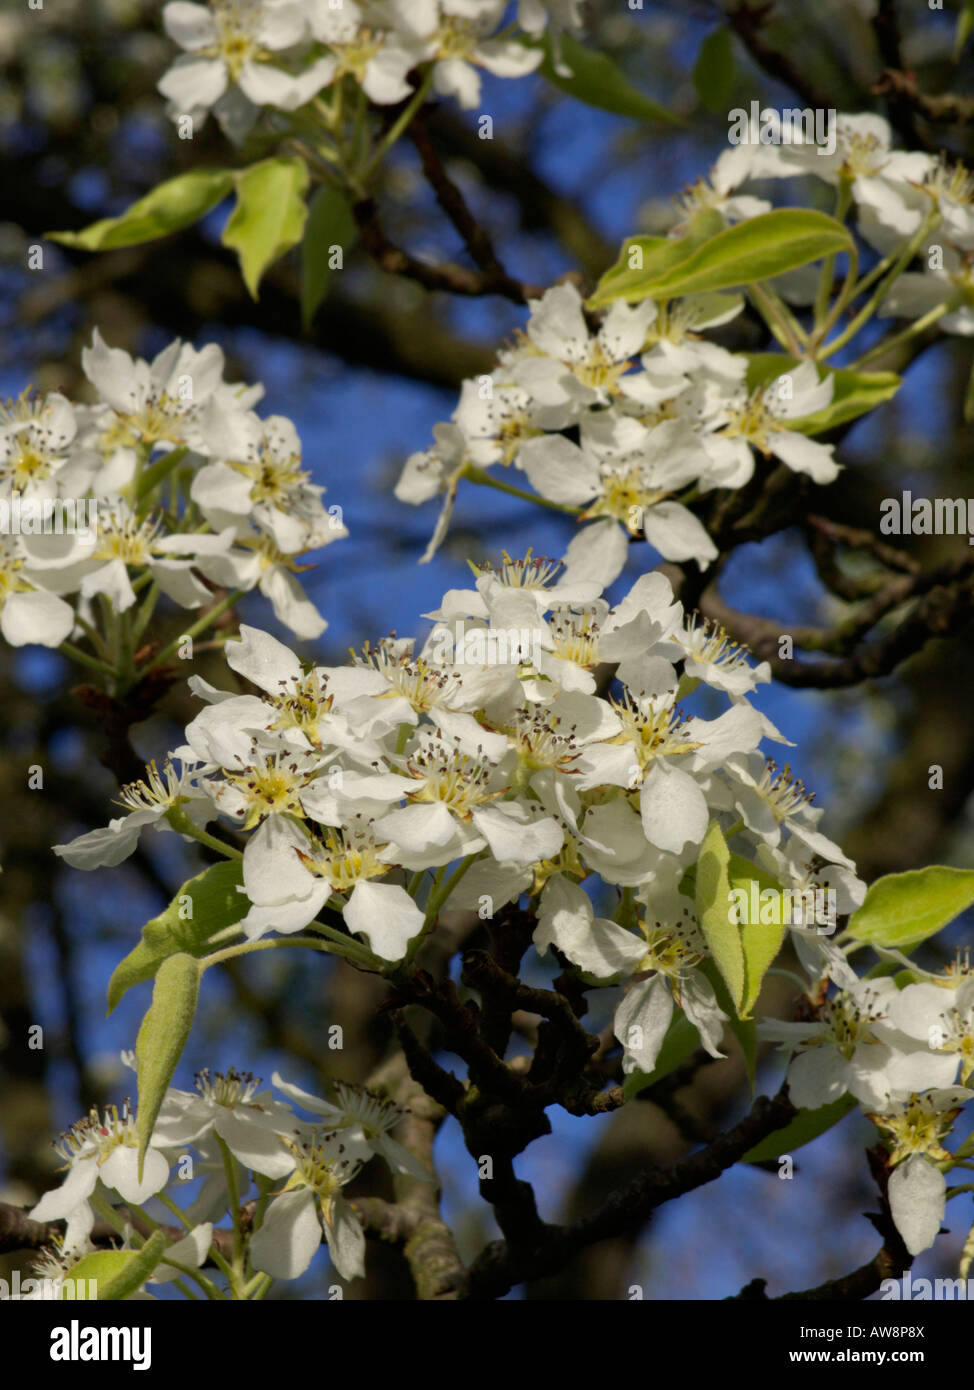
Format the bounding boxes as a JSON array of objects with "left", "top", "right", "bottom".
[
  {"left": 847, "top": 866, "right": 974, "bottom": 951},
  {"left": 728, "top": 854, "right": 788, "bottom": 1019},
  {"left": 590, "top": 210, "right": 853, "bottom": 307},
  {"left": 47, "top": 169, "right": 234, "bottom": 251},
  {"left": 67, "top": 1250, "right": 140, "bottom": 1298},
  {"left": 222, "top": 157, "right": 310, "bottom": 299},
  {"left": 108, "top": 859, "right": 245, "bottom": 1013},
  {"left": 700, "top": 955, "right": 757, "bottom": 1087},
  {"left": 954, "top": 0, "right": 974, "bottom": 61},
  {"left": 536, "top": 32, "right": 684, "bottom": 126},
  {"left": 696, "top": 820, "right": 744, "bottom": 1010},
  {"left": 743, "top": 1094, "right": 857, "bottom": 1163},
  {"left": 80, "top": 1232, "right": 169, "bottom": 1301},
  {"left": 135, "top": 953, "right": 200, "bottom": 1179},
  {"left": 587, "top": 209, "right": 726, "bottom": 309},
  {"left": 693, "top": 28, "right": 736, "bottom": 115},
  {"left": 745, "top": 353, "right": 900, "bottom": 433},
  {"left": 301, "top": 185, "right": 357, "bottom": 328},
  {"left": 622, "top": 1010, "right": 702, "bottom": 1100}
]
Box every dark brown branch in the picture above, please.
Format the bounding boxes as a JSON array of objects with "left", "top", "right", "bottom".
[
  {"left": 408, "top": 110, "right": 532, "bottom": 299},
  {"left": 873, "top": 69, "right": 974, "bottom": 128},
  {"left": 352, "top": 196, "right": 544, "bottom": 305},
  {"left": 467, "top": 1087, "right": 797, "bottom": 1298},
  {"left": 872, "top": 0, "right": 920, "bottom": 147},
  {"left": 726, "top": 2, "right": 836, "bottom": 115},
  {"left": 702, "top": 558, "right": 974, "bottom": 687}
]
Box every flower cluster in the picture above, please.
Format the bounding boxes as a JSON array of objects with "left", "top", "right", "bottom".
[
  {"left": 158, "top": 0, "right": 583, "bottom": 138},
  {"left": 18, "top": 1065, "right": 423, "bottom": 1296},
  {"left": 48, "top": 543, "right": 974, "bottom": 1266},
  {"left": 0, "top": 331, "right": 345, "bottom": 649},
  {"left": 398, "top": 111, "right": 974, "bottom": 566},
  {"left": 397, "top": 284, "right": 837, "bottom": 570},
  {"left": 761, "top": 962, "right": 974, "bottom": 1256},
  {"left": 708, "top": 110, "right": 974, "bottom": 333},
  {"left": 55, "top": 552, "right": 848, "bottom": 1048}
]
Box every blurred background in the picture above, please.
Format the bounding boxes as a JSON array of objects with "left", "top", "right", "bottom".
[{"left": 1, "top": 0, "right": 974, "bottom": 1299}]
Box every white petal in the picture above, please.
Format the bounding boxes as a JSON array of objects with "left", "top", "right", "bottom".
[
  {"left": 162, "top": 2, "right": 216, "bottom": 49},
  {"left": 250, "top": 1189, "right": 321, "bottom": 1279},
  {"left": 470, "top": 804, "right": 563, "bottom": 868},
  {"left": 639, "top": 762, "right": 708, "bottom": 854},
  {"left": 888, "top": 1156, "right": 946, "bottom": 1256},
  {"left": 212, "top": 1111, "right": 294, "bottom": 1179},
  {"left": 100, "top": 1146, "right": 169, "bottom": 1204},
  {"left": 614, "top": 975, "right": 673, "bottom": 1073},
  {"left": 769, "top": 429, "right": 840, "bottom": 483},
  {"left": 226, "top": 624, "right": 302, "bottom": 692},
  {"left": 342, "top": 881, "right": 424, "bottom": 961},
  {"left": 786, "top": 1045, "right": 849, "bottom": 1109},
  {"left": 324, "top": 1195, "right": 366, "bottom": 1280},
  {"left": 1, "top": 589, "right": 75, "bottom": 647},
  {"left": 561, "top": 519, "right": 628, "bottom": 589},
  {"left": 518, "top": 434, "right": 600, "bottom": 506},
  {"left": 152, "top": 1224, "right": 213, "bottom": 1283},
  {"left": 259, "top": 567, "right": 327, "bottom": 640},
  {"left": 373, "top": 801, "right": 457, "bottom": 853},
  {"left": 642, "top": 501, "right": 717, "bottom": 567}
]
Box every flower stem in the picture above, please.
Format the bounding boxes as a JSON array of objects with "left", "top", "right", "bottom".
[
  {"left": 850, "top": 301, "right": 954, "bottom": 370},
  {"left": 141, "top": 588, "right": 245, "bottom": 674},
  {"left": 463, "top": 463, "right": 582, "bottom": 514},
  {"left": 359, "top": 70, "right": 434, "bottom": 186}
]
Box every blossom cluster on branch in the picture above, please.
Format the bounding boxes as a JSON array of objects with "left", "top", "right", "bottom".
[
  {"left": 397, "top": 112, "right": 974, "bottom": 566},
  {"left": 0, "top": 331, "right": 345, "bottom": 654},
  {"left": 158, "top": 0, "right": 584, "bottom": 139},
  {"left": 41, "top": 552, "right": 974, "bottom": 1280},
  {"left": 13, "top": 1065, "right": 424, "bottom": 1298}
]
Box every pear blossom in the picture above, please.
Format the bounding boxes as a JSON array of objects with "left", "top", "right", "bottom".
[
  {"left": 53, "top": 759, "right": 216, "bottom": 869},
  {"left": 152, "top": 1067, "right": 298, "bottom": 1179},
  {"left": 868, "top": 1088, "right": 973, "bottom": 1255},
  {"left": 758, "top": 979, "right": 958, "bottom": 1110},
  {"left": 249, "top": 1127, "right": 365, "bottom": 1280},
  {"left": 158, "top": 0, "right": 335, "bottom": 137},
  {"left": 272, "top": 1073, "right": 432, "bottom": 1181},
  {"left": 29, "top": 1103, "right": 170, "bottom": 1254}
]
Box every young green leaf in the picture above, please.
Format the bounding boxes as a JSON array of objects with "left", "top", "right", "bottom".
[
  {"left": 135, "top": 953, "right": 200, "bottom": 1179},
  {"left": 83, "top": 1232, "right": 168, "bottom": 1301},
  {"left": 743, "top": 1094, "right": 858, "bottom": 1163},
  {"left": 954, "top": 0, "right": 974, "bottom": 61},
  {"left": 745, "top": 353, "right": 900, "bottom": 432},
  {"left": 728, "top": 853, "right": 788, "bottom": 1019},
  {"left": 301, "top": 185, "right": 357, "bottom": 328},
  {"left": 587, "top": 210, "right": 726, "bottom": 308},
  {"left": 847, "top": 866, "right": 974, "bottom": 951},
  {"left": 693, "top": 29, "right": 736, "bottom": 115},
  {"left": 108, "top": 859, "right": 245, "bottom": 1013},
  {"left": 47, "top": 169, "right": 234, "bottom": 251},
  {"left": 536, "top": 32, "right": 684, "bottom": 126},
  {"left": 222, "top": 157, "right": 310, "bottom": 299},
  {"left": 696, "top": 820, "right": 745, "bottom": 1010},
  {"left": 700, "top": 954, "right": 757, "bottom": 1087},
  {"left": 590, "top": 210, "right": 853, "bottom": 307}
]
